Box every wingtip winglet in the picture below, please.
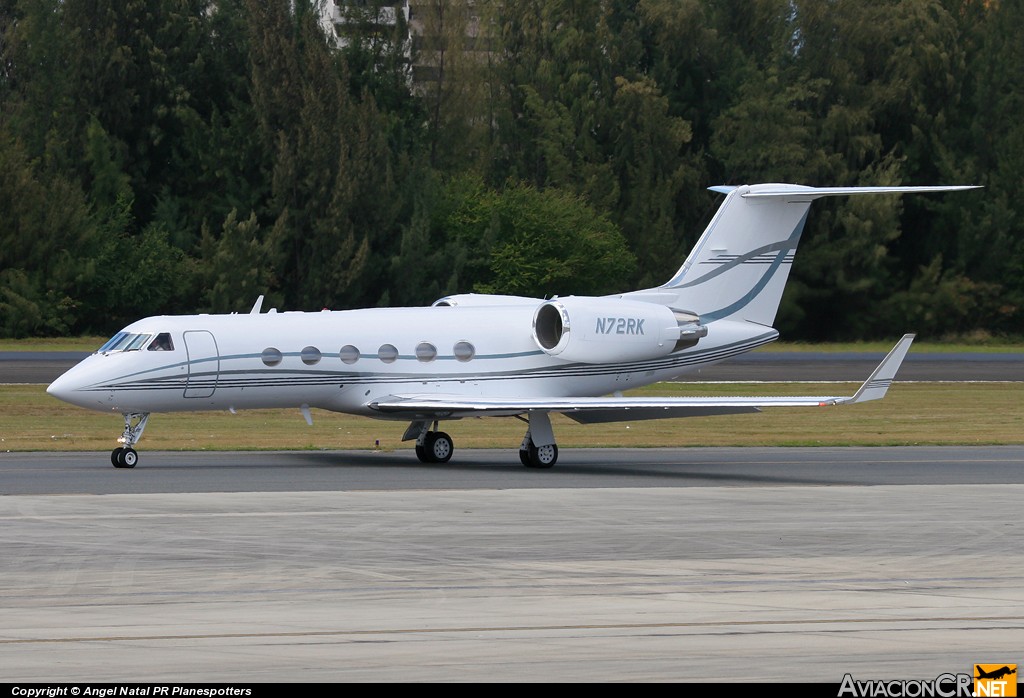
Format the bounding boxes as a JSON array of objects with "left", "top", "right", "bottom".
[{"left": 846, "top": 334, "right": 916, "bottom": 404}]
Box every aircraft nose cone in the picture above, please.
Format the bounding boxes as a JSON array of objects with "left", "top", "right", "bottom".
[
  {"left": 47, "top": 366, "right": 97, "bottom": 408},
  {"left": 46, "top": 354, "right": 129, "bottom": 411},
  {"left": 47, "top": 372, "right": 75, "bottom": 403}
]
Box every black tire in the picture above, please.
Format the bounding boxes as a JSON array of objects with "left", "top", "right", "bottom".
[
  {"left": 415, "top": 442, "right": 431, "bottom": 463},
  {"left": 427, "top": 431, "right": 453, "bottom": 463},
  {"left": 527, "top": 442, "right": 557, "bottom": 469},
  {"left": 118, "top": 447, "right": 138, "bottom": 469},
  {"left": 519, "top": 449, "right": 531, "bottom": 467},
  {"left": 111, "top": 447, "right": 124, "bottom": 468}
]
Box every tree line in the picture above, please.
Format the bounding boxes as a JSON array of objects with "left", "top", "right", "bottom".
[{"left": 1, "top": 0, "right": 1020, "bottom": 340}]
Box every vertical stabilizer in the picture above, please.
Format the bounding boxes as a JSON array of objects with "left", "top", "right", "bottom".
[
  {"left": 659, "top": 184, "right": 813, "bottom": 327},
  {"left": 628, "top": 184, "right": 980, "bottom": 328}
]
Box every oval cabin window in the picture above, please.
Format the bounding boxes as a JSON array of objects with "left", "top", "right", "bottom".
[
  {"left": 378, "top": 344, "right": 399, "bottom": 364},
  {"left": 301, "top": 346, "right": 321, "bottom": 365},
  {"left": 415, "top": 342, "right": 437, "bottom": 362},
  {"left": 339, "top": 345, "right": 360, "bottom": 364},
  {"left": 262, "top": 348, "right": 283, "bottom": 367},
  {"left": 453, "top": 341, "right": 475, "bottom": 362}
]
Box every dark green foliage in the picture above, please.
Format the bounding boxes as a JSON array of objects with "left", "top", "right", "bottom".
[
  {"left": 0, "top": 133, "right": 98, "bottom": 335},
  {"left": 0, "top": 0, "right": 1019, "bottom": 339},
  {"left": 483, "top": 182, "right": 636, "bottom": 297},
  {"left": 200, "top": 210, "right": 277, "bottom": 313},
  {"left": 384, "top": 174, "right": 635, "bottom": 306},
  {"left": 431, "top": 175, "right": 636, "bottom": 298}
]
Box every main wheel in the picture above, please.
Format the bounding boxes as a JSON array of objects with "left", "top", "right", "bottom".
[
  {"left": 527, "top": 442, "right": 558, "bottom": 469},
  {"left": 111, "top": 447, "right": 124, "bottom": 467},
  {"left": 426, "top": 431, "right": 453, "bottom": 463},
  {"left": 519, "top": 448, "right": 531, "bottom": 467},
  {"left": 415, "top": 442, "right": 431, "bottom": 463}
]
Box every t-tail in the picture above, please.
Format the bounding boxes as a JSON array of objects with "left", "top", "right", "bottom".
[{"left": 627, "top": 184, "right": 980, "bottom": 328}]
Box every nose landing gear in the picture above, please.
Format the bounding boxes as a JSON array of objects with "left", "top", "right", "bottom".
[{"left": 111, "top": 413, "right": 149, "bottom": 468}]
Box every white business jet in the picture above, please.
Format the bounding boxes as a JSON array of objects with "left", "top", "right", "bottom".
[{"left": 47, "top": 183, "right": 976, "bottom": 468}]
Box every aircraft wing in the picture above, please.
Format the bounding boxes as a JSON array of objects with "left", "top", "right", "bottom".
[{"left": 369, "top": 335, "right": 915, "bottom": 424}]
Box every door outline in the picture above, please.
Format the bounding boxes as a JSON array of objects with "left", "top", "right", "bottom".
[{"left": 184, "top": 330, "right": 220, "bottom": 398}]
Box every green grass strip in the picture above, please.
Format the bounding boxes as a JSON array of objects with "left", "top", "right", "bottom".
[{"left": 3, "top": 382, "right": 1021, "bottom": 452}]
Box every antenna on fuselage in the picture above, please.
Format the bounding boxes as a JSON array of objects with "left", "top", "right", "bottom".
[{"left": 249, "top": 295, "right": 265, "bottom": 315}]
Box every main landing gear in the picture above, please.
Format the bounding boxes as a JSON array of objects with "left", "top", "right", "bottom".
[
  {"left": 519, "top": 436, "right": 558, "bottom": 469},
  {"left": 415, "top": 426, "right": 455, "bottom": 464},
  {"left": 519, "top": 411, "right": 558, "bottom": 469},
  {"left": 407, "top": 411, "right": 560, "bottom": 468},
  {"left": 111, "top": 412, "right": 149, "bottom": 469}
]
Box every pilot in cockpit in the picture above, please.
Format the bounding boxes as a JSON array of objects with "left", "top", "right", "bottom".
[{"left": 148, "top": 333, "right": 174, "bottom": 351}]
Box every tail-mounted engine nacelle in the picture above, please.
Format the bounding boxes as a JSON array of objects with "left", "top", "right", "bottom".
[{"left": 532, "top": 297, "right": 706, "bottom": 364}]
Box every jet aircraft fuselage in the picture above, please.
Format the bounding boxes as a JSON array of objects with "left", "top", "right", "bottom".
[{"left": 49, "top": 307, "right": 773, "bottom": 416}]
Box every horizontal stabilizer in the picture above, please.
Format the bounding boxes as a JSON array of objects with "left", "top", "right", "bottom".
[{"left": 736, "top": 185, "right": 981, "bottom": 201}]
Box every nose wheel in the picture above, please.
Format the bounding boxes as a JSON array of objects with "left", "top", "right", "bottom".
[
  {"left": 111, "top": 447, "right": 139, "bottom": 468},
  {"left": 111, "top": 413, "right": 149, "bottom": 468}
]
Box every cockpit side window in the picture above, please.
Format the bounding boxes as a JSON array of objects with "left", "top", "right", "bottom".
[{"left": 147, "top": 333, "right": 174, "bottom": 351}]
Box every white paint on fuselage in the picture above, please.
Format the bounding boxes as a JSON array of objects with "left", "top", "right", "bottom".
[{"left": 48, "top": 305, "right": 776, "bottom": 418}]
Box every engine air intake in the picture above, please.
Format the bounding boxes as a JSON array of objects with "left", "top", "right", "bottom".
[
  {"left": 531, "top": 297, "right": 705, "bottom": 364},
  {"left": 534, "top": 302, "right": 567, "bottom": 350}
]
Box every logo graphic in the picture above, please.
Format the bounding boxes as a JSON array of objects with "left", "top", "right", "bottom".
[{"left": 975, "top": 665, "right": 1017, "bottom": 697}]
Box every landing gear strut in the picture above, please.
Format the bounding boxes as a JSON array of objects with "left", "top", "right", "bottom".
[{"left": 111, "top": 412, "right": 149, "bottom": 469}]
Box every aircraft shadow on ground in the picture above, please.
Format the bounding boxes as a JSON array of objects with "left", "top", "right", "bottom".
[{"left": 247, "top": 450, "right": 863, "bottom": 487}]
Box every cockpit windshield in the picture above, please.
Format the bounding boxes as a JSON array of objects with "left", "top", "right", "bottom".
[
  {"left": 97, "top": 332, "right": 129, "bottom": 353},
  {"left": 96, "top": 332, "right": 156, "bottom": 354}
]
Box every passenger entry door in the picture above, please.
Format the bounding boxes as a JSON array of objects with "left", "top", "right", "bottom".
[{"left": 183, "top": 330, "right": 219, "bottom": 398}]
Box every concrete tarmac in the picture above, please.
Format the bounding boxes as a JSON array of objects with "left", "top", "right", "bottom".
[{"left": 2, "top": 447, "right": 1022, "bottom": 682}]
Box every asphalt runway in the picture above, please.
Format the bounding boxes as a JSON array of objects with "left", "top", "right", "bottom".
[
  {"left": 4, "top": 446, "right": 1024, "bottom": 494},
  {"left": 2, "top": 447, "right": 1023, "bottom": 682}
]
